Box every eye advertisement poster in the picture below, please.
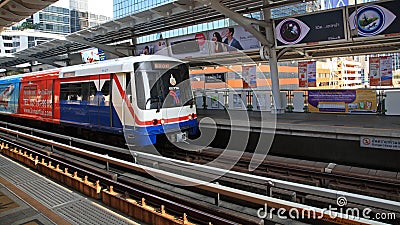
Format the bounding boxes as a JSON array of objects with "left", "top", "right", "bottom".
[
  {"left": 274, "top": 9, "right": 346, "bottom": 48},
  {"left": 348, "top": 1, "right": 400, "bottom": 38}
]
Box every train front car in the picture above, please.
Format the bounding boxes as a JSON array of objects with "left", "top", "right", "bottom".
[{"left": 125, "top": 57, "right": 197, "bottom": 147}]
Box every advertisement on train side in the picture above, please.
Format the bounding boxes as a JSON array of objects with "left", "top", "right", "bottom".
[
  {"left": 273, "top": 8, "right": 346, "bottom": 48},
  {"left": 369, "top": 56, "right": 393, "bottom": 86},
  {"left": 20, "top": 79, "right": 54, "bottom": 119},
  {"left": 348, "top": 1, "right": 400, "bottom": 39},
  {"left": 0, "top": 82, "right": 19, "bottom": 114},
  {"left": 308, "top": 89, "right": 377, "bottom": 114},
  {"left": 136, "top": 40, "right": 168, "bottom": 56}
]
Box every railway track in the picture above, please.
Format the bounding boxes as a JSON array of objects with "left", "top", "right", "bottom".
[
  {"left": 159, "top": 147, "right": 400, "bottom": 203},
  {"left": 0, "top": 122, "right": 399, "bottom": 224}
]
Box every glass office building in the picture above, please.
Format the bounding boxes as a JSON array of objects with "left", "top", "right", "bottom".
[{"left": 113, "top": 0, "right": 174, "bottom": 19}]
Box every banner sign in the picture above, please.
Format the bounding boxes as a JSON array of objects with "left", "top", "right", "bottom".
[
  {"left": 361, "top": 136, "right": 400, "bottom": 151},
  {"left": 242, "top": 65, "right": 257, "bottom": 88},
  {"left": 298, "top": 61, "right": 316, "bottom": 87},
  {"left": 349, "top": 1, "right": 400, "bottom": 38},
  {"left": 369, "top": 56, "right": 393, "bottom": 86},
  {"left": 205, "top": 73, "right": 226, "bottom": 83},
  {"left": 274, "top": 9, "right": 346, "bottom": 47},
  {"left": 308, "top": 90, "right": 377, "bottom": 113}
]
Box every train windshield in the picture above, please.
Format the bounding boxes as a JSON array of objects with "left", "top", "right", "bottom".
[{"left": 135, "top": 61, "right": 193, "bottom": 110}]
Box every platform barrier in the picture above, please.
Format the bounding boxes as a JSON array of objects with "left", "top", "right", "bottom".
[
  {"left": 205, "top": 91, "right": 224, "bottom": 110},
  {"left": 227, "top": 91, "right": 247, "bottom": 110},
  {"left": 252, "top": 91, "right": 271, "bottom": 111},
  {"left": 293, "top": 92, "right": 305, "bottom": 112},
  {"left": 385, "top": 90, "right": 400, "bottom": 115}
]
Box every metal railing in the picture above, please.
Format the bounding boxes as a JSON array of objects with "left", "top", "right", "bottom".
[{"left": 193, "top": 88, "right": 400, "bottom": 115}]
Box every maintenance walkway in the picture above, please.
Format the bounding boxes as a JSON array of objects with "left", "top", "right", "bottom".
[{"left": 0, "top": 154, "right": 141, "bottom": 225}]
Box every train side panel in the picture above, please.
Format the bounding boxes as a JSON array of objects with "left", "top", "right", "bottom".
[
  {"left": 19, "top": 72, "right": 60, "bottom": 123},
  {"left": 0, "top": 75, "right": 23, "bottom": 115}
]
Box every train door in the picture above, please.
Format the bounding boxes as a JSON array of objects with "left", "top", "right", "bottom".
[
  {"left": 88, "top": 74, "right": 111, "bottom": 128},
  {"left": 60, "top": 82, "right": 90, "bottom": 124}
]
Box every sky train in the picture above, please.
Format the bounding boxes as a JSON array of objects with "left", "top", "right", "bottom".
[{"left": 0, "top": 55, "right": 198, "bottom": 146}]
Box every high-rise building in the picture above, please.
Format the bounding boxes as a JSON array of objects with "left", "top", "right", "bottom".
[
  {"left": 33, "top": 0, "right": 110, "bottom": 34},
  {"left": 113, "top": 0, "right": 173, "bottom": 19},
  {"left": 271, "top": 0, "right": 321, "bottom": 18},
  {"left": 0, "top": 0, "right": 111, "bottom": 54},
  {"left": 33, "top": 6, "right": 71, "bottom": 34}
]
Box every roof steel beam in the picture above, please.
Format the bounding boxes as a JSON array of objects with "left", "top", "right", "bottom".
[
  {"left": 14, "top": 54, "right": 63, "bottom": 68},
  {"left": 66, "top": 34, "right": 127, "bottom": 57}
]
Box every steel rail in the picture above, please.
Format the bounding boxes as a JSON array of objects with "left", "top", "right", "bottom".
[
  {"left": 0, "top": 126, "right": 394, "bottom": 225},
  {"left": 1, "top": 121, "right": 399, "bottom": 211}
]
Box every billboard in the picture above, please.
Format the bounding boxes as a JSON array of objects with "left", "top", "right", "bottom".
[
  {"left": 136, "top": 40, "right": 168, "bottom": 56},
  {"left": 208, "top": 26, "right": 260, "bottom": 54},
  {"left": 81, "top": 48, "right": 106, "bottom": 63},
  {"left": 274, "top": 9, "right": 346, "bottom": 47},
  {"left": 369, "top": 56, "right": 393, "bottom": 86},
  {"left": 308, "top": 90, "right": 377, "bottom": 113},
  {"left": 348, "top": 1, "right": 400, "bottom": 38},
  {"left": 167, "top": 33, "right": 209, "bottom": 59}
]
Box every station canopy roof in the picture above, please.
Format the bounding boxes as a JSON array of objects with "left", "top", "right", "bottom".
[
  {"left": 1, "top": 0, "right": 400, "bottom": 69},
  {"left": 0, "top": 0, "right": 58, "bottom": 29}
]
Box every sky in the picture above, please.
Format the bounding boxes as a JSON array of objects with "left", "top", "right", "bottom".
[{"left": 52, "top": 0, "right": 113, "bottom": 18}]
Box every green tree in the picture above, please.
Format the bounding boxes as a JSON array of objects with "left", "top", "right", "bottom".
[{"left": 17, "top": 22, "right": 36, "bottom": 30}]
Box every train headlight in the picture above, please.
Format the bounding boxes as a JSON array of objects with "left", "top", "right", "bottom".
[
  {"left": 152, "top": 119, "right": 158, "bottom": 125},
  {"left": 188, "top": 114, "right": 192, "bottom": 120},
  {"left": 160, "top": 119, "right": 165, "bottom": 125}
]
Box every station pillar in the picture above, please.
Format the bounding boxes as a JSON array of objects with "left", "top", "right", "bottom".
[{"left": 263, "top": 7, "right": 285, "bottom": 114}]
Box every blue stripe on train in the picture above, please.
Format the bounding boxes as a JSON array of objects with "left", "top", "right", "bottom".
[
  {"left": 124, "top": 119, "right": 198, "bottom": 146},
  {"left": 60, "top": 102, "right": 197, "bottom": 146}
]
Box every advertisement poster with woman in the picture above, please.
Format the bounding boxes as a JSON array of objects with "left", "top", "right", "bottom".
[
  {"left": 208, "top": 25, "right": 260, "bottom": 54},
  {"left": 167, "top": 33, "right": 209, "bottom": 59},
  {"left": 136, "top": 40, "right": 168, "bottom": 56}
]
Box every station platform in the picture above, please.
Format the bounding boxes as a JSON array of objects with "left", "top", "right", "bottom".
[
  {"left": 197, "top": 109, "right": 400, "bottom": 140},
  {"left": 0, "top": 155, "right": 141, "bottom": 225},
  {"left": 196, "top": 109, "right": 400, "bottom": 171}
]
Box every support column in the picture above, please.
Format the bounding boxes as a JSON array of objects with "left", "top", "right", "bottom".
[{"left": 263, "top": 7, "right": 284, "bottom": 114}]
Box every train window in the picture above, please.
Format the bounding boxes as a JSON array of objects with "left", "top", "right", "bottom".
[
  {"left": 100, "top": 81, "right": 110, "bottom": 105},
  {"left": 60, "top": 82, "right": 91, "bottom": 102},
  {"left": 125, "top": 73, "right": 132, "bottom": 103},
  {"left": 135, "top": 62, "right": 193, "bottom": 110}
]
